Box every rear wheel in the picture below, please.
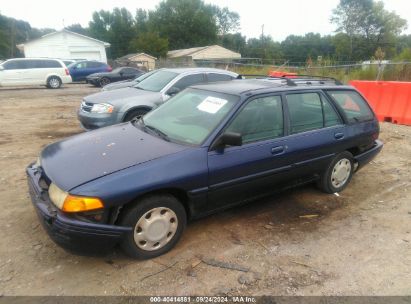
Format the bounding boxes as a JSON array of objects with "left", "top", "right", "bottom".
[
  {"left": 99, "top": 77, "right": 111, "bottom": 87},
  {"left": 119, "top": 194, "right": 187, "bottom": 259},
  {"left": 47, "top": 76, "right": 62, "bottom": 89},
  {"left": 124, "top": 108, "right": 149, "bottom": 122},
  {"left": 318, "top": 151, "right": 354, "bottom": 193}
]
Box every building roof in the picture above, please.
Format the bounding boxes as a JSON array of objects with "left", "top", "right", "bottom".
[
  {"left": 117, "top": 53, "right": 157, "bottom": 61},
  {"left": 167, "top": 45, "right": 241, "bottom": 60},
  {"left": 17, "top": 29, "right": 110, "bottom": 50}
]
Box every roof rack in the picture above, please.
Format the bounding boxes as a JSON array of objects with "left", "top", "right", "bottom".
[
  {"left": 238, "top": 74, "right": 343, "bottom": 86},
  {"left": 239, "top": 74, "right": 297, "bottom": 86}
]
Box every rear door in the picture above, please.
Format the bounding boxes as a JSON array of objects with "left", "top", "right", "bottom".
[{"left": 281, "top": 90, "right": 346, "bottom": 176}]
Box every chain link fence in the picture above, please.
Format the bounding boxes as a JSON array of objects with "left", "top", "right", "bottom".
[{"left": 155, "top": 58, "right": 411, "bottom": 83}]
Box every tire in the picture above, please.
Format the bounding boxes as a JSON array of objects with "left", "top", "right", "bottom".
[
  {"left": 99, "top": 77, "right": 111, "bottom": 87},
  {"left": 119, "top": 194, "right": 187, "bottom": 259},
  {"left": 47, "top": 76, "right": 62, "bottom": 89},
  {"left": 124, "top": 108, "right": 149, "bottom": 122},
  {"left": 317, "top": 151, "right": 354, "bottom": 194}
]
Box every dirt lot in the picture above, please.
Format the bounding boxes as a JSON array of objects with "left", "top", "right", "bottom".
[{"left": 0, "top": 84, "right": 410, "bottom": 296}]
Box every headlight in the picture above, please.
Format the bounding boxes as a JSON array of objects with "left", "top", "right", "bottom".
[
  {"left": 91, "top": 103, "right": 114, "bottom": 114},
  {"left": 48, "top": 183, "right": 104, "bottom": 212}
]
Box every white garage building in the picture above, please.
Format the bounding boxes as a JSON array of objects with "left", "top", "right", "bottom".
[{"left": 17, "top": 29, "right": 110, "bottom": 63}]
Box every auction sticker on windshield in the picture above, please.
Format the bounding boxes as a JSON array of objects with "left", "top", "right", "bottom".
[{"left": 197, "top": 96, "right": 227, "bottom": 114}]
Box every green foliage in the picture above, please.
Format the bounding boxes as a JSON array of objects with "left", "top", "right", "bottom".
[
  {"left": 89, "top": 8, "right": 136, "bottom": 59},
  {"left": 65, "top": 24, "right": 89, "bottom": 36},
  {"left": 130, "top": 32, "right": 168, "bottom": 58},
  {"left": 331, "top": 0, "right": 407, "bottom": 60},
  {"left": 148, "top": 0, "right": 218, "bottom": 49}
]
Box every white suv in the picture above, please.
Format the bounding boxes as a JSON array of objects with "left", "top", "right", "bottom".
[{"left": 0, "top": 58, "right": 72, "bottom": 89}]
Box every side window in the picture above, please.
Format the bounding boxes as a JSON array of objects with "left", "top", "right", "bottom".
[
  {"left": 327, "top": 90, "right": 374, "bottom": 122},
  {"left": 42, "top": 60, "right": 62, "bottom": 68},
  {"left": 286, "top": 92, "right": 341, "bottom": 134},
  {"left": 76, "top": 62, "right": 86, "bottom": 69},
  {"left": 226, "top": 96, "right": 283, "bottom": 144},
  {"left": 207, "top": 73, "right": 234, "bottom": 82},
  {"left": 122, "top": 68, "right": 136, "bottom": 74},
  {"left": 172, "top": 74, "right": 205, "bottom": 90}
]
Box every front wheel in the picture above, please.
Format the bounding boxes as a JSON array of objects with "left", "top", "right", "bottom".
[
  {"left": 119, "top": 194, "right": 187, "bottom": 259},
  {"left": 318, "top": 151, "right": 354, "bottom": 194},
  {"left": 124, "top": 108, "right": 149, "bottom": 122}
]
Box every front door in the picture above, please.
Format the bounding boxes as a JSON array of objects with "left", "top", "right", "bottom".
[{"left": 207, "top": 94, "right": 292, "bottom": 210}]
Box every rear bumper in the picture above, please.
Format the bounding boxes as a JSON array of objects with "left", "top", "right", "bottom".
[
  {"left": 61, "top": 75, "right": 72, "bottom": 84},
  {"left": 26, "top": 163, "right": 131, "bottom": 255},
  {"left": 354, "top": 139, "right": 383, "bottom": 170}
]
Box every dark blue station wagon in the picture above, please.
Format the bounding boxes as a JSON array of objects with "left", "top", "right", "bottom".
[{"left": 26, "top": 77, "right": 383, "bottom": 259}]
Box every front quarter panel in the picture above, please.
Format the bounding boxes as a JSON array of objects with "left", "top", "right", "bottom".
[{"left": 70, "top": 147, "right": 209, "bottom": 217}]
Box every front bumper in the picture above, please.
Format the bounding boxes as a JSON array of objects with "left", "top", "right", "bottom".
[
  {"left": 354, "top": 139, "right": 383, "bottom": 170},
  {"left": 86, "top": 78, "right": 100, "bottom": 86},
  {"left": 77, "top": 109, "right": 123, "bottom": 130},
  {"left": 26, "top": 163, "right": 131, "bottom": 255}
]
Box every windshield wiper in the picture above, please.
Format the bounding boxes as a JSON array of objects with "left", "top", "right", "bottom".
[{"left": 144, "top": 124, "right": 170, "bottom": 142}]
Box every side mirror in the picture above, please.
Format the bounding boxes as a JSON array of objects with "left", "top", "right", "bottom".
[
  {"left": 211, "top": 132, "right": 242, "bottom": 150},
  {"left": 166, "top": 87, "right": 180, "bottom": 96},
  {"left": 119, "top": 72, "right": 124, "bottom": 76}
]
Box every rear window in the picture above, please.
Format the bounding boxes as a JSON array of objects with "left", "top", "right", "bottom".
[
  {"left": 326, "top": 90, "right": 374, "bottom": 123},
  {"left": 207, "top": 73, "right": 234, "bottom": 82}
]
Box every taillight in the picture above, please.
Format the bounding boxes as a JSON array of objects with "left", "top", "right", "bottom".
[
  {"left": 65, "top": 68, "right": 70, "bottom": 75},
  {"left": 107, "top": 66, "right": 112, "bottom": 72}
]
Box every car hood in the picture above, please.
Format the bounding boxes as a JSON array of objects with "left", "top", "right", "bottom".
[
  {"left": 40, "top": 123, "right": 187, "bottom": 191},
  {"left": 84, "top": 87, "right": 161, "bottom": 105},
  {"left": 87, "top": 72, "right": 113, "bottom": 78}
]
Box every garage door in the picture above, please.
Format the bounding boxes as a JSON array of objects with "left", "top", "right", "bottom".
[{"left": 70, "top": 51, "right": 101, "bottom": 61}]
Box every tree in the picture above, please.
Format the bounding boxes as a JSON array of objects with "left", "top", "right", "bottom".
[
  {"left": 221, "top": 33, "right": 246, "bottom": 53},
  {"left": 148, "top": 0, "right": 218, "bottom": 49},
  {"left": 212, "top": 6, "right": 240, "bottom": 36},
  {"left": 65, "top": 24, "right": 89, "bottom": 36},
  {"left": 130, "top": 32, "right": 168, "bottom": 58},
  {"left": 89, "top": 8, "right": 136, "bottom": 58},
  {"left": 331, "top": 0, "right": 407, "bottom": 59}
]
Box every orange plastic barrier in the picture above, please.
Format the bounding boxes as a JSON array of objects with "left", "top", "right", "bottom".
[
  {"left": 349, "top": 80, "right": 411, "bottom": 125},
  {"left": 268, "top": 71, "right": 297, "bottom": 78}
]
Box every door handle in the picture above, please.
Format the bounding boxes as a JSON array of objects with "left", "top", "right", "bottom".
[
  {"left": 334, "top": 133, "right": 344, "bottom": 140},
  {"left": 271, "top": 146, "right": 285, "bottom": 155}
]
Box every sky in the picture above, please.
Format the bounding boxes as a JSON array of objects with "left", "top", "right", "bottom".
[{"left": 0, "top": 0, "right": 410, "bottom": 42}]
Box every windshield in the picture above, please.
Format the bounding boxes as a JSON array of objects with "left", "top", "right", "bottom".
[
  {"left": 134, "top": 70, "right": 178, "bottom": 92},
  {"left": 133, "top": 69, "right": 157, "bottom": 82},
  {"left": 142, "top": 88, "right": 239, "bottom": 145}
]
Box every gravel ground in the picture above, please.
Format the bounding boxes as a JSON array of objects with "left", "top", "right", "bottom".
[{"left": 0, "top": 84, "right": 410, "bottom": 296}]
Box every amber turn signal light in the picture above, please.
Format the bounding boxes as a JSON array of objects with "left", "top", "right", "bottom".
[{"left": 62, "top": 195, "right": 104, "bottom": 213}]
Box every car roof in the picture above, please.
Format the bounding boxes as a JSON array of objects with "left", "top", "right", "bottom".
[
  {"left": 191, "top": 79, "right": 354, "bottom": 96},
  {"left": 161, "top": 67, "right": 238, "bottom": 76}
]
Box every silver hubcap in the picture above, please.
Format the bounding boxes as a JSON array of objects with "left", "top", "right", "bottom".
[
  {"left": 49, "top": 78, "right": 59, "bottom": 88},
  {"left": 134, "top": 207, "right": 178, "bottom": 251},
  {"left": 331, "top": 158, "right": 351, "bottom": 188}
]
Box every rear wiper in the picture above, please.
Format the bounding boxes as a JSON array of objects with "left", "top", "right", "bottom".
[{"left": 145, "top": 124, "right": 170, "bottom": 142}]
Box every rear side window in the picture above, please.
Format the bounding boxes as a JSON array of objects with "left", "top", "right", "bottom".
[
  {"left": 286, "top": 92, "right": 341, "bottom": 134},
  {"left": 87, "top": 62, "right": 104, "bottom": 68},
  {"left": 41, "top": 60, "right": 62, "bottom": 68},
  {"left": 327, "top": 90, "right": 374, "bottom": 123},
  {"left": 207, "top": 73, "right": 234, "bottom": 82},
  {"left": 172, "top": 74, "right": 205, "bottom": 90}
]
